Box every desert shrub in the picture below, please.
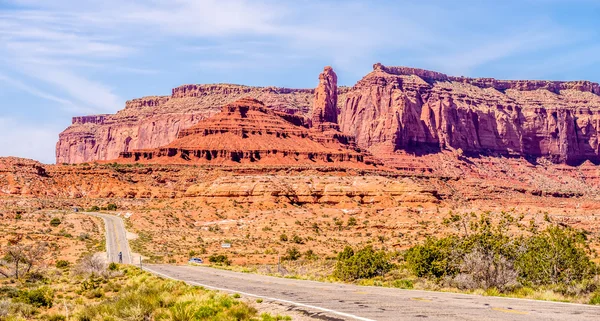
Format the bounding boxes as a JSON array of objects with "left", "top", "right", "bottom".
[
  {"left": 108, "top": 262, "right": 118, "bottom": 271},
  {"left": 590, "top": 292, "right": 600, "bottom": 305},
  {"left": 451, "top": 247, "right": 518, "bottom": 291},
  {"left": 81, "top": 275, "right": 103, "bottom": 291},
  {"left": 55, "top": 260, "right": 70, "bottom": 269},
  {"left": 0, "top": 286, "right": 19, "bottom": 298},
  {"left": 291, "top": 235, "right": 304, "bottom": 244},
  {"left": 405, "top": 213, "right": 600, "bottom": 293},
  {"left": 49, "top": 218, "right": 61, "bottom": 227},
  {"left": 347, "top": 217, "right": 357, "bottom": 227},
  {"left": 77, "top": 255, "right": 106, "bottom": 275},
  {"left": 19, "top": 287, "right": 54, "bottom": 308},
  {"left": 77, "top": 233, "right": 90, "bottom": 241},
  {"left": 303, "top": 249, "right": 318, "bottom": 261},
  {"left": 404, "top": 237, "right": 457, "bottom": 278},
  {"left": 282, "top": 247, "right": 301, "bottom": 261},
  {"left": 88, "top": 206, "right": 100, "bottom": 212},
  {"left": 279, "top": 234, "right": 288, "bottom": 242},
  {"left": 106, "top": 203, "right": 118, "bottom": 211},
  {"left": 334, "top": 246, "right": 392, "bottom": 281},
  {"left": 392, "top": 279, "right": 414, "bottom": 289},
  {"left": 0, "top": 300, "right": 9, "bottom": 319},
  {"left": 8, "top": 302, "right": 38, "bottom": 318},
  {"left": 208, "top": 254, "right": 230, "bottom": 266},
  {"left": 46, "top": 314, "right": 66, "bottom": 321},
  {"left": 516, "top": 226, "right": 598, "bottom": 286},
  {"left": 260, "top": 314, "right": 292, "bottom": 321}
]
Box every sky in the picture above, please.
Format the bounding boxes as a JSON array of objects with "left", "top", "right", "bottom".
[{"left": 0, "top": 0, "right": 600, "bottom": 163}]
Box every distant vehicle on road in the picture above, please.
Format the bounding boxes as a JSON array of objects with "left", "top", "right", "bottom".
[{"left": 188, "top": 258, "right": 204, "bottom": 264}]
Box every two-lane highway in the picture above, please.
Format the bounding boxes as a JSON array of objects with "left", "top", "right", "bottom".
[
  {"left": 87, "top": 212, "right": 132, "bottom": 264},
  {"left": 145, "top": 264, "right": 600, "bottom": 321},
  {"left": 91, "top": 211, "right": 600, "bottom": 320}
]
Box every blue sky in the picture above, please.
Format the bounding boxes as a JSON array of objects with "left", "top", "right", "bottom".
[{"left": 1, "top": 0, "right": 600, "bottom": 163}]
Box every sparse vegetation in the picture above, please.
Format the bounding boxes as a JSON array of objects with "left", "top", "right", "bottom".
[
  {"left": 0, "top": 258, "right": 288, "bottom": 321},
  {"left": 49, "top": 218, "right": 61, "bottom": 227},
  {"left": 334, "top": 245, "right": 392, "bottom": 281},
  {"left": 208, "top": 254, "right": 231, "bottom": 266},
  {"left": 404, "top": 213, "right": 600, "bottom": 295},
  {"left": 282, "top": 247, "right": 301, "bottom": 261}
]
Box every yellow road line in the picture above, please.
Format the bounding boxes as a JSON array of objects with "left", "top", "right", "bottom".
[
  {"left": 410, "top": 297, "right": 432, "bottom": 302},
  {"left": 492, "top": 307, "right": 528, "bottom": 315}
]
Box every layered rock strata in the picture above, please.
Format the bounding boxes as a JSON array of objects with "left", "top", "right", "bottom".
[
  {"left": 119, "top": 98, "right": 374, "bottom": 166},
  {"left": 56, "top": 85, "right": 316, "bottom": 164},
  {"left": 58, "top": 64, "right": 600, "bottom": 165},
  {"left": 339, "top": 63, "right": 600, "bottom": 164}
]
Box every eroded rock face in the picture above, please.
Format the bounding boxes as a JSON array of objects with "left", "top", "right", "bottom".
[
  {"left": 56, "top": 85, "right": 316, "bottom": 164},
  {"left": 58, "top": 64, "right": 600, "bottom": 165},
  {"left": 312, "top": 66, "right": 338, "bottom": 128},
  {"left": 340, "top": 63, "right": 600, "bottom": 164},
  {"left": 118, "top": 98, "right": 374, "bottom": 166}
]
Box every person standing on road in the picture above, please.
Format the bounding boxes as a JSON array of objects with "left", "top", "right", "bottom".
[{"left": 118, "top": 251, "right": 123, "bottom": 263}]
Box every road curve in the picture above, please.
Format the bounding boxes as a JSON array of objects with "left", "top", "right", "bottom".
[
  {"left": 91, "top": 211, "right": 600, "bottom": 321},
  {"left": 144, "top": 264, "right": 600, "bottom": 321},
  {"left": 86, "top": 212, "right": 132, "bottom": 264}
]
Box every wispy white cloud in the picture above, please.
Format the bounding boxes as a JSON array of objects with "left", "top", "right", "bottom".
[
  {"left": 18, "top": 67, "right": 123, "bottom": 113},
  {"left": 1, "top": 0, "right": 600, "bottom": 164},
  {"left": 0, "top": 117, "right": 60, "bottom": 164}
]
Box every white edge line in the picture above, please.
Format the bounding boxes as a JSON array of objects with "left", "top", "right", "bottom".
[{"left": 143, "top": 266, "right": 377, "bottom": 321}]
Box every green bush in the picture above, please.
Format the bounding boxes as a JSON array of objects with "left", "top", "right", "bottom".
[
  {"left": 392, "top": 279, "right": 414, "bottom": 289},
  {"left": 404, "top": 237, "right": 457, "bottom": 278},
  {"left": 106, "top": 203, "right": 118, "bottom": 211},
  {"left": 108, "top": 262, "right": 118, "bottom": 271},
  {"left": 49, "top": 218, "right": 61, "bottom": 227},
  {"left": 334, "top": 246, "right": 392, "bottom": 281},
  {"left": 88, "top": 206, "right": 100, "bottom": 212},
  {"left": 303, "top": 249, "right": 318, "bottom": 261},
  {"left": 20, "top": 287, "right": 54, "bottom": 308},
  {"left": 282, "top": 247, "right": 301, "bottom": 261},
  {"left": 46, "top": 314, "right": 66, "bottom": 321},
  {"left": 208, "top": 254, "right": 231, "bottom": 266},
  {"left": 55, "top": 260, "right": 70, "bottom": 269},
  {"left": 279, "top": 234, "right": 288, "bottom": 242},
  {"left": 590, "top": 292, "right": 600, "bottom": 305},
  {"left": 347, "top": 217, "right": 357, "bottom": 227},
  {"left": 291, "top": 235, "right": 304, "bottom": 244},
  {"left": 516, "top": 226, "right": 597, "bottom": 286},
  {"left": 404, "top": 214, "right": 600, "bottom": 293}
]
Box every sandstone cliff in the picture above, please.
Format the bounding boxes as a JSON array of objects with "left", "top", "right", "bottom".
[
  {"left": 56, "top": 85, "right": 316, "bottom": 164},
  {"left": 58, "top": 64, "right": 600, "bottom": 165},
  {"left": 312, "top": 66, "right": 339, "bottom": 128},
  {"left": 339, "top": 63, "right": 600, "bottom": 165},
  {"left": 118, "top": 97, "right": 375, "bottom": 166}
]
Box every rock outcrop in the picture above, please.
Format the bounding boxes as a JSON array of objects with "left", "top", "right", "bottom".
[
  {"left": 312, "top": 66, "right": 339, "bottom": 128},
  {"left": 56, "top": 85, "right": 316, "bottom": 164},
  {"left": 118, "top": 98, "right": 375, "bottom": 166},
  {"left": 58, "top": 63, "right": 600, "bottom": 165},
  {"left": 340, "top": 63, "right": 600, "bottom": 165}
]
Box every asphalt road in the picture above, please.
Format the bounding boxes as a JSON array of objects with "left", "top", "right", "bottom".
[
  {"left": 144, "top": 264, "right": 600, "bottom": 321},
  {"left": 87, "top": 212, "right": 132, "bottom": 264},
  {"left": 91, "top": 211, "right": 600, "bottom": 321}
]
